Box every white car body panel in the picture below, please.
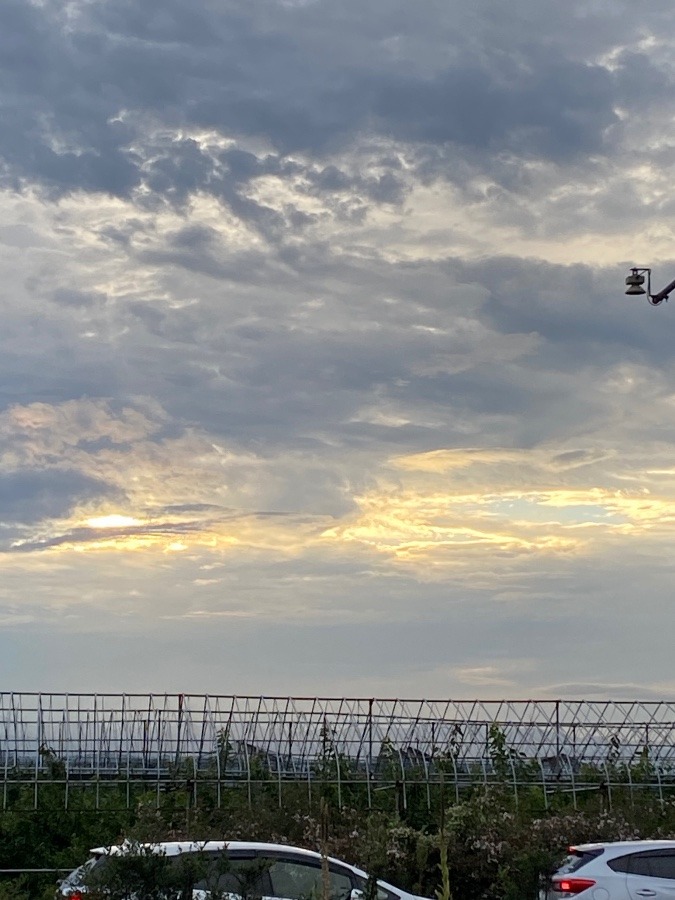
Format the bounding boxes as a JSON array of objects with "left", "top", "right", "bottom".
[
  {"left": 625, "top": 872, "right": 675, "bottom": 900},
  {"left": 544, "top": 840, "right": 675, "bottom": 900}
]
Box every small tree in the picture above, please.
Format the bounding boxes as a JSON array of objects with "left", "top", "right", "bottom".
[{"left": 84, "top": 842, "right": 210, "bottom": 900}]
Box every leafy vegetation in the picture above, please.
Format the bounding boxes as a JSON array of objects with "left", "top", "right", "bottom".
[{"left": 2, "top": 726, "right": 675, "bottom": 899}]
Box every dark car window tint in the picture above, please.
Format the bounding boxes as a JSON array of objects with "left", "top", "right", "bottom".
[
  {"left": 614, "top": 851, "right": 675, "bottom": 880},
  {"left": 608, "top": 854, "right": 633, "bottom": 874},
  {"left": 194, "top": 852, "right": 267, "bottom": 896},
  {"left": 648, "top": 854, "right": 675, "bottom": 880},
  {"left": 265, "top": 858, "right": 352, "bottom": 900},
  {"left": 619, "top": 850, "right": 675, "bottom": 879}
]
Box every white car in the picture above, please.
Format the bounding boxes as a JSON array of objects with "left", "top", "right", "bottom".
[
  {"left": 543, "top": 840, "right": 675, "bottom": 899},
  {"left": 59, "top": 840, "right": 430, "bottom": 900}
]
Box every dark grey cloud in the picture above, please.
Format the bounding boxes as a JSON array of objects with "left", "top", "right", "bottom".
[
  {"left": 0, "top": 469, "right": 110, "bottom": 525},
  {"left": 0, "top": 343, "right": 121, "bottom": 418},
  {"left": 372, "top": 55, "right": 617, "bottom": 161},
  {"left": 460, "top": 256, "right": 675, "bottom": 369},
  {"left": 18, "top": 244, "right": 658, "bottom": 464},
  {"left": 0, "top": 0, "right": 662, "bottom": 204},
  {"left": 109, "top": 253, "right": 653, "bottom": 448}
]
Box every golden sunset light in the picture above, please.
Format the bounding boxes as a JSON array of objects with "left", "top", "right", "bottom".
[{"left": 85, "top": 514, "right": 143, "bottom": 529}]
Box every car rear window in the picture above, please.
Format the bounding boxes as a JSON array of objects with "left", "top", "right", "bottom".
[{"left": 554, "top": 848, "right": 604, "bottom": 876}]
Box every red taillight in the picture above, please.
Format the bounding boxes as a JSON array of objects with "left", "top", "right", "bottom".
[
  {"left": 552, "top": 877, "right": 596, "bottom": 894},
  {"left": 68, "top": 893, "right": 84, "bottom": 900}
]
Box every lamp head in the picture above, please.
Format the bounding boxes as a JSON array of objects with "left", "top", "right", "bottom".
[{"left": 625, "top": 269, "right": 647, "bottom": 296}]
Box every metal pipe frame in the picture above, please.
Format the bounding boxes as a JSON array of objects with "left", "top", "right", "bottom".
[{"left": 0, "top": 694, "right": 673, "bottom": 811}]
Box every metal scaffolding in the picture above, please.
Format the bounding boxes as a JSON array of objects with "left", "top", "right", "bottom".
[{"left": 1, "top": 694, "right": 674, "bottom": 809}]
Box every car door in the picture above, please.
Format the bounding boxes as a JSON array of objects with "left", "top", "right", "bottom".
[
  {"left": 259, "top": 853, "right": 354, "bottom": 900},
  {"left": 619, "top": 850, "right": 675, "bottom": 900},
  {"left": 193, "top": 848, "right": 271, "bottom": 899}
]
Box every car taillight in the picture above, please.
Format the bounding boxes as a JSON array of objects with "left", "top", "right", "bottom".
[
  {"left": 552, "top": 877, "right": 596, "bottom": 894},
  {"left": 67, "top": 893, "right": 84, "bottom": 900}
]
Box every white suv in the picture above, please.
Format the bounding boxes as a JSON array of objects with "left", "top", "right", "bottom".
[
  {"left": 543, "top": 840, "right": 675, "bottom": 899},
  {"left": 59, "top": 840, "right": 430, "bottom": 900}
]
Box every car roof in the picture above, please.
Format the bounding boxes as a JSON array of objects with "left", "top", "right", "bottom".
[
  {"left": 573, "top": 841, "right": 675, "bottom": 853},
  {"left": 90, "top": 840, "right": 370, "bottom": 876},
  {"left": 92, "top": 841, "right": 326, "bottom": 859}
]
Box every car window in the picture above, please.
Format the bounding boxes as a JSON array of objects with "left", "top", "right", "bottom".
[
  {"left": 646, "top": 854, "right": 675, "bottom": 880},
  {"left": 264, "top": 858, "right": 353, "bottom": 900},
  {"left": 81, "top": 851, "right": 207, "bottom": 893},
  {"left": 554, "top": 850, "right": 603, "bottom": 876},
  {"left": 608, "top": 854, "right": 634, "bottom": 874},
  {"left": 352, "top": 874, "right": 400, "bottom": 900},
  {"left": 194, "top": 852, "right": 268, "bottom": 897},
  {"left": 610, "top": 850, "right": 675, "bottom": 880},
  {"left": 77, "top": 849, "right": 264, "bottom": 896}
]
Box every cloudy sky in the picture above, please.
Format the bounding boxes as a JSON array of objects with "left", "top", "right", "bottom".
[{"left": 2, "top": 0, "right": 675, "bottom": 700}]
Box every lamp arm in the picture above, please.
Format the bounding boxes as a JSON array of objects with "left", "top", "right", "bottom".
[{"left": 650, "top": 277, "right": 675, "bottom": 305}]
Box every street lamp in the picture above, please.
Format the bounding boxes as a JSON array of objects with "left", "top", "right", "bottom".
[{"left": 625, "top": 267, "right": 675, "bottom": 305}]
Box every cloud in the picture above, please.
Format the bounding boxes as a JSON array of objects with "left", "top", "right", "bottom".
[
  {"left": 451, "top": 662, "right": 534, "bottom": 689},
  {"left": 536, "top": 682, "right": 675, "bottom": 701},
  {"left": 0, "top": 0, "right": 658, "bottom": 206},
  {"left": 0, "top": 0, "right": 675, "bottom": 699},
  {"left": 0, "top": 469, "right": 111, "bottom": 526}
]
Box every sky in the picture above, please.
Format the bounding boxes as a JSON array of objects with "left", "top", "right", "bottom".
[{"left": 2, "top": 0, "right": 675, "bottom": 700}]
